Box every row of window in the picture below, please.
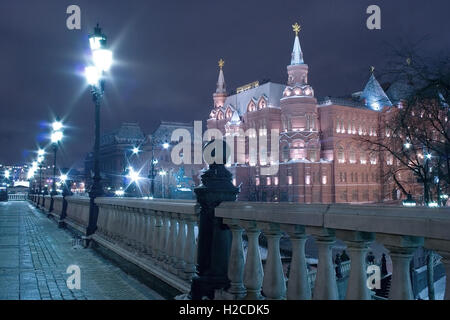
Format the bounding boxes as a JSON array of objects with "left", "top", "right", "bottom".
[
  {"left": 335, "top": 119, "right": 377, "bottom": 136},
  {"left": 339, "top": 172, "right": 379, "bottom": 183},
  {"left": 339, "top": 190, "right": 378, "bottom": 202}
]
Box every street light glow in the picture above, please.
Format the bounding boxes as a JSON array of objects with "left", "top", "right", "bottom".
[
  {"left": 93, "top": 49, "right": 113, "bottom": 72},
  {"left": 51, "top": 131, "right": 63, "bottom": 143},
  {"left": 425, "top": 153, "right": 432, "bottom": 160},
  {"left": 162, "top": 143, "right": 169, "bottom": 149},
  {"left": 52, "top": 121, "right": 63, "bottom": 131},
  {"left": 4, "top": 170, "right": 10, "bottom": 179},
  {"left": 85, "top": 66, "right": 101, "bottom": 85},
  {"left": 404, "top": 142, "right": 411, "bottom": 149},
  {"left": 159, "top": 170, "right": 167, "bottom": 176},
  {"left": 38, "top": 149, "right": 45, "bottom": 156},
  {"left": 60, "top": 174, "right": 68, "bottom": 182},
  {"left": 89, "top": 36, "right": 103, "bottom": 51},
  {"left": 132, "top": 147, "right": 140, "bottom": 154},
  {"left": 37, "top": 155, "right": 44, "bottom": 163},
  {"left": 127, "top": 167, "right": 141, "bottom": 183}
]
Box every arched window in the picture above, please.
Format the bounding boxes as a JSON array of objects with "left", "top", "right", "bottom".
[
  {"left": 309, "top": 149, "right": 317, "bottom": 162},
  {"left": 349, "top": 149, "right": 356, "bottom": 164},
  {"left": 258, "top": 98, "right": 266, "bottom": 110},
  {"left": 225, "top": 108, "right": 233, "bottom": 119},
  {"left": 217, "top": 111, "right": 224, "bottom": 120},
  {"left": 337, "top": 146, "right": 345, "bottom": 163},
  {"left": 282, "top": 145, "right": 290, "bottom": 162},
  {"left": 247, "top": 101, "right": 256, "bottom": 112}
]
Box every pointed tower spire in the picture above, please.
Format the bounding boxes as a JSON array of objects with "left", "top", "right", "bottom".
[
  {"left": 213, "top": 59, "right": 227, "bottom": 108},
  {"left": 291, "top": 23, "right": 304, "bottom": 65},
  {"left": 216, "top": 59, "right": 226, "bottom": 93}
]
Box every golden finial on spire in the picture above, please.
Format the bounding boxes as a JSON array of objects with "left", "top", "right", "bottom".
[
  {"left": 370, "top": 66, "right": 375, "bottom": 74},
  {"left": 218, "top": 58, "right": 225, "bottom": 70},
  {"left": 292, "top": 22, "right": 301, "bottom": 36}
]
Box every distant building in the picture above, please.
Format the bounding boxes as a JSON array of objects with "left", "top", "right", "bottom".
[{"left": 85, "top": 121, "right": 202, "bottom": 198}]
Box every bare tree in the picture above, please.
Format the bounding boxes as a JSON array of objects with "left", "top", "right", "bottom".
[{"left": 358, "top": 50, "right": 450, "bottom": 205}]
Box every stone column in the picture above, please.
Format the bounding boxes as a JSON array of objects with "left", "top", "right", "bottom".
[
  {"left": 337, "top": 231, "right": 375, "bottom": 300},
  {"left": 226, "top": 222, "right": 246, "bottom": 298},
  {"left": 244, "top": 225, "right": 264, "bottom": 300},
  {"left": 286, "top": 227, "right": 311, "bottom": 300},
  {"left": 379, "top": 235, "right": 423, "bottom": 300},
  {"left": 152, "top": 212, "right": 161, "bottom": 260},
  {"left": 262, "top": 225, "right": 286, "bottom": 299},
  {"left": 183, "top": 216, "right": 197, "bottom": 281},
  {"left": 191, "top": 140, "right": 239, "bottom": 300},
  {"left": 308, "top": 228, "right": 338, "bottom": 300},
  {"left": 167, "top": 213, "right": 178, "bottom": 272},
  {"left": 175, "top": 215, "right": 187, "bottom": 275},
  {"left": 158, "top": 212, "right": 169, "bottom": 264}
]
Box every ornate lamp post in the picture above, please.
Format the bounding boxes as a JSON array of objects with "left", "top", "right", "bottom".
[
  {"left": 49, "top": 119, "right": 63, "bottom": 212},
  {"left": 84, "top": 24, "right": 113, "bottom": 237},
  {"left": 37, "top": 149, "right": 45, "bottom": 194}
]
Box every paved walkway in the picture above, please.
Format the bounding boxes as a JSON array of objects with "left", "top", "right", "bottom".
[{"left": 0, "top": 201, "right": 163, "bottom": 300}]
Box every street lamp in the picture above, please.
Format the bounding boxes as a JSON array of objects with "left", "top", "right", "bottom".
[
  {"left": 132, "top": 146, "right": 140, "bottom": 155},
  {"left": 159, "top": 170, "right": 167, "bottom": 198},
  {"left": 85, "top": 24, "right": 113, "bottom": 236},
  {"left": 37, "top": 149, "right": 45, "bottom": 194},
  {"left": 49, "top": 119, "right": 63, "bottom": 212}
]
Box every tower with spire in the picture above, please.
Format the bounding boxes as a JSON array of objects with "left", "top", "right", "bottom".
[
  {"left": 280, "top": 22, "right": 319, "bottom": 138},
  {"left": 213, "top": 58, "right": 227, "bottom": 108}
]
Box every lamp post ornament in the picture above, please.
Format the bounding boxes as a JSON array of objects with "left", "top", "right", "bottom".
[{"left": 191, "top": 139, "right": 239, "bottom": 300}]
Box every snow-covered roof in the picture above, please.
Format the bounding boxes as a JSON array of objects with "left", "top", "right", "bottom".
[
  {"left": 361, "top": 74, "right": 393, "bottom": 110},
  {"left": 223, "top": 82, "right": 285, "bottom": 116}
]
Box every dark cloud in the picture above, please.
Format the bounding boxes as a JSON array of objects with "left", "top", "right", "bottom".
[{"left": 0, "top": 0, "right": 449, "bottom": 166}]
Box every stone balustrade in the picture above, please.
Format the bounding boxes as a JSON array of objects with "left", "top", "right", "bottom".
[
  {"left": 8, "top": 193, "right": 27, "bottom": 201},
  {"left": 43, "top": 195, "right": 52, "bottom": 211},
  {"left": 215, "top": 202, "right": 450, "bottom": 300},
  {"left": 64, "top": 196, "right": 90, "bottom": 233},
  {"left": 92, "top": 197, "right": 200, "bottom": 294}
]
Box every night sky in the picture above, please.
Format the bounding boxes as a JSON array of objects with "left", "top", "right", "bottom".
[{"left": 1, "top": 0, "right": 449, "bottom": 167}]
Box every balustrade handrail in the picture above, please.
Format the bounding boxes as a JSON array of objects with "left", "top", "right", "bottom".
[
  {"left": 215, "top": 202, "right": 450, "bottom": 241},
  {"left": 95, "top": 197, "right": 200, "bottom": 215}
]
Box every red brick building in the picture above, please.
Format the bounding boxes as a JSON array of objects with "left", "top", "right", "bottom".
[{"left": 206, "top": 24, "right": 418, "bottom": 203}]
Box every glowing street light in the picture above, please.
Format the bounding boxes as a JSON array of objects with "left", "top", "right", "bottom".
[
  {"left": 404, "top": 142, "right": 411, "bottom": 149},
  {"left": 127, "top": 167, "right": 141, "bottom": 183},
  {"left": 60, "top": 174, "right": 68, "bottom": 183},
  {"left": 162, "top": 142, "right": 169, "bottom": 149},
  {"left": 4, "top": 170, "right": 10, "bottom": 179},
  {"left": 51, "top": 130, "right": 63, "bottom": 143},
  {"left": 425, "top": 153, "right": 432, "bottom": 160},
  {"left": 132, "top": 146, "right": 140, "bottom": 155},
  {"left": 159, "top": 170, "right": 167, "bottom": 176},
  {"left": 84, "top": 24, "right": 113, "bottom": 236},
  {"left": 38, "top": 149, "right": 45, "bottom": 156},
  {"left": 52, "top": 121, "right": 63, "bottom": 131}
]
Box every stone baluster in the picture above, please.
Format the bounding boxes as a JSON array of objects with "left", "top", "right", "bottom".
[
  {"left": 158, "top": 212, "right": 169, "bottom": 265},
  {"left": 308, "top": 228, "right": 338, "bottom": 300},
  {"left": 286, "top": 226, "right": 311, "bottom": 300},
  {"left": 424, "top": 239, "right": 450, "bottom": 300},
  {"left": 152, "top": 212, "right": 161, "bottom": 260},
  {"left": 166, "top": 213, "right": 178, "bottom": 272},
  {"left": 243, "top": 224, "right": 264, "bottom": 300},
  {"left": 379, "top": 235, "right": 423, "bottom": 300},
  {"left": 262, "top": 224, "right": 286, "bottom": 300},
  {"left": 183, "top": 216, "right": 197, "bottom": 281},
  {"left": 337, "top": 231, "right": 375, "bottom": 300},
  {"left": 138, "top": 208, "right": 146, "bottom": 253},
  {"left": 226, "top": 222, "right": 246, "bottom": 298},
  {"left": 175, "top": 215, "right": 187, "bottom": 276},
  {"left": 144, "top": 213, "right": 153, "bottom": 254}
]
